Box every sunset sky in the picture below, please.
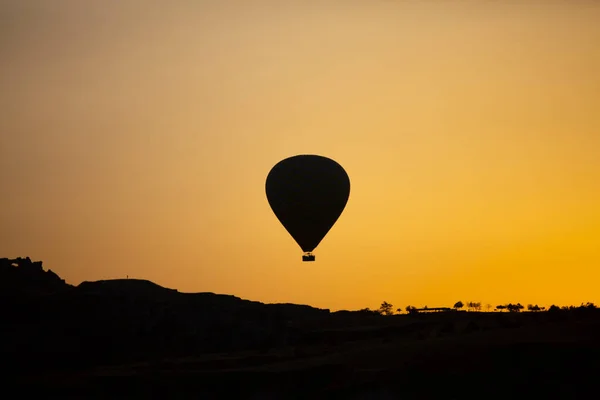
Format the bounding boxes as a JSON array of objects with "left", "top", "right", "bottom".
[{"left": 1, "top": 0, "right": 599, "bottom": 311}]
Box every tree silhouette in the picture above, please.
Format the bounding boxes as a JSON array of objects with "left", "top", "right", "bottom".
[
  {"left": 496, "top": 305, "right": 506, "bottom": 312},
  {"left": 505, "top": 303, "right": 524, "bottom": 313},
  {"left": 453, "top": 301, "right": 464, "bottom": 311},
  {"left": 405, "top": 305, "right": 419, "bottom": 315},
  {"left": 379, "top": 301, "right": 394, "bottom": 316}
]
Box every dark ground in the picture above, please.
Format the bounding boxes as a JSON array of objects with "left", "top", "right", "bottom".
[{"left": 3, "top": 257, "right": 599, "bottom": 399}]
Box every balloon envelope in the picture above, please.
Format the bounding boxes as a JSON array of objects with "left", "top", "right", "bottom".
[{"left": 265, "top": 155, "right": 350, "bottom": 259}]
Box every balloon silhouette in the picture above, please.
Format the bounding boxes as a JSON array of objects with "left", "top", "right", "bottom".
[{"left": 265, "top": 154, "right": 350, "bottom": 261}]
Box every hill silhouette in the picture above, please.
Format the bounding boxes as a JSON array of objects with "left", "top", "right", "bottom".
[{"left": 3, "top": 257, "right": 599, "bottom": 399}]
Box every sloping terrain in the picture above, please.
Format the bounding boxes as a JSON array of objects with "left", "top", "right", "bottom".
[{"left": 3, "top": 257, "right": 599, "bottom": 399}]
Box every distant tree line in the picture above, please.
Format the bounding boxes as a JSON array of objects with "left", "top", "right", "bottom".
[{"left": 368, "top": 300, "right": 597, "bottom": 316}]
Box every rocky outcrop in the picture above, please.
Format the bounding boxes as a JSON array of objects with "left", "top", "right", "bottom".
[{"left": 0, "top": 257, "right": 70, "bottom": 295}]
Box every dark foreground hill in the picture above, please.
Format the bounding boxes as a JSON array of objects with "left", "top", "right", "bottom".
[{"left": 2, "top": 257, "right": 599, "bottom": 399}]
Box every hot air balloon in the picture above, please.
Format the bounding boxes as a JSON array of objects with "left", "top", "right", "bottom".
[{"left": 265, "top": 154, "right": 350, "bottom": 261}]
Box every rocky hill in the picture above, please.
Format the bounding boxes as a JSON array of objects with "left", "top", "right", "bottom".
[
  {"left": 0, "top": 257, "right": 71, "bottom": 295},
  {"left": 1, "top": 257, "right": 332, "bottom": 373},
  {"left": 3, "top": 257, "right": 600, "bottom": 398}
]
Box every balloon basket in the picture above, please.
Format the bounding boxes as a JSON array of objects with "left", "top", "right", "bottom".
[{"left": 302, "top": 253, "right": 315, "bottom": 262}]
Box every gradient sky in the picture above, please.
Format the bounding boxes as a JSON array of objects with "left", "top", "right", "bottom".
[{"left": 2, "top": 0, "right": 599, "bottom": 311}]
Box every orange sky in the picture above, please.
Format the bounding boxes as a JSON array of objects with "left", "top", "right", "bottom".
[{"left": 1, "top": 0, "right": 599, "bottom": 311}]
